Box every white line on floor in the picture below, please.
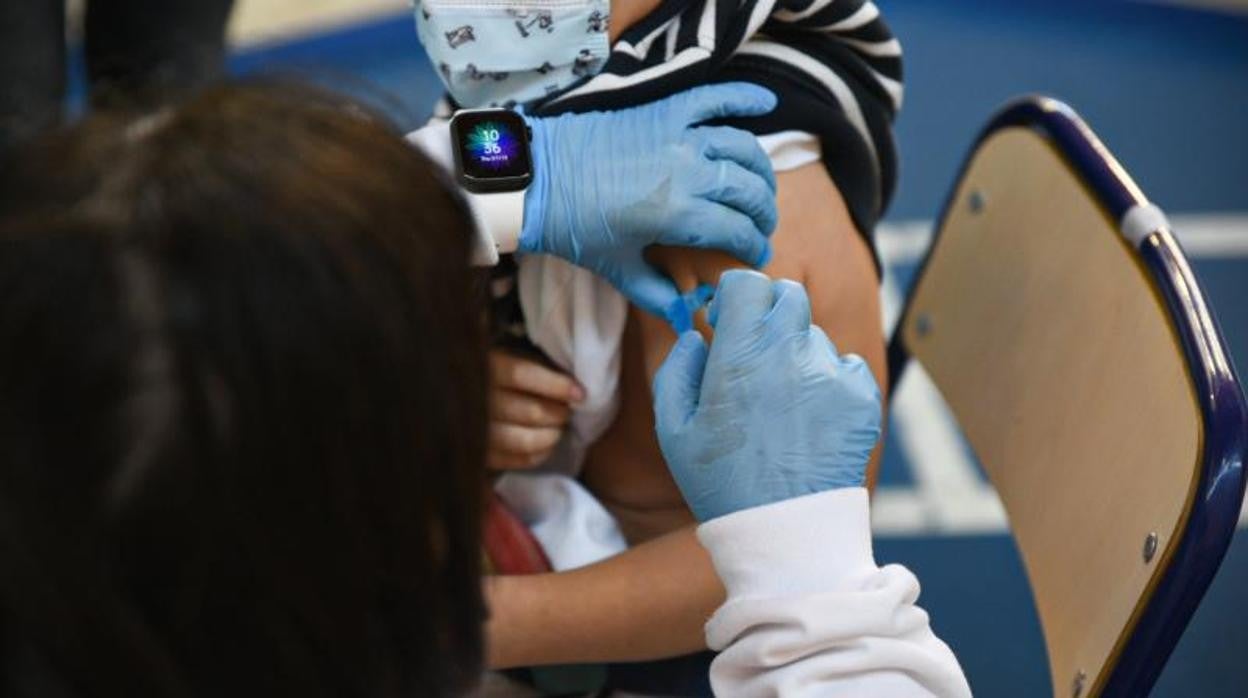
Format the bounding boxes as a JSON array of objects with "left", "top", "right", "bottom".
[
  {"left": 876, "top": 213, "right": 1248, "bottom": 268},
  {"left": 876, "top": 272, "right": 1009, "bottom": 536},
  {"left": 875, "top": 361, "right": 1010, "bottom": 536}
]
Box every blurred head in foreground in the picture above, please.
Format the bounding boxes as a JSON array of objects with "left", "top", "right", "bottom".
[{"left": 0, "top": 83, "right": 488, "bottom": 697}]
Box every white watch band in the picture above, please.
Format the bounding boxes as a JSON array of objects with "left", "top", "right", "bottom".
[{"left": 406, "top": 120, "right": 525, "bottom": 266}]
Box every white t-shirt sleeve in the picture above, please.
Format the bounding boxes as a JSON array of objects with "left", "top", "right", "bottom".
[
  {"left": 698, "top": 488, "right": 972, "bottom": 697},
  {"left": 406, "top": 119, "right": 527, "bottom": 267}
]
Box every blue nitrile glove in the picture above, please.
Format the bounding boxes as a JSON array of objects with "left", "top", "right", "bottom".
[
  {"left": 652, "top": 270, "right": 882, "bottom": 522},
  {"left": 519, "top": 83, "right": 779, "bottom": 332}
]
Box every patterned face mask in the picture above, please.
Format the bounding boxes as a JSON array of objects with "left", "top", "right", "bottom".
[{"left": 414, "top": 0, "right": 611, "bottom": 108}]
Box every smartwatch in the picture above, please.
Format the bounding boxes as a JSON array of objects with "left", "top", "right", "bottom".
[{"left": 449, "top": 108, "right": 534, "bottom": 193}]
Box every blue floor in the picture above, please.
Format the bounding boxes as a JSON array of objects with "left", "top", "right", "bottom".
[{"left": 220, "top": 2, "right": 1248, "bottom": 694}]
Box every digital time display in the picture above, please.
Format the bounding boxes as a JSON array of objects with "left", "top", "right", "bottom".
[
  {"left": 466, "top": 121, "right": 520, "bottom": 170},
  {"left": 452, "top": 110, "right": 532, "bottom": 187}
]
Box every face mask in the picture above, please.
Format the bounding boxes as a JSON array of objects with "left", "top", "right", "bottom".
[{"left": 415, "top": 0, "right": 611, "bottom": 109}]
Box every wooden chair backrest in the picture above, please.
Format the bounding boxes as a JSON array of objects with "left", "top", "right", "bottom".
[{"left": 900, "top": 126, "right": 1204, "bottom": 696}]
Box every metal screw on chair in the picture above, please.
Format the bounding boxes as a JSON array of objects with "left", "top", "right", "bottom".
[
  {"left": 915, "top": 312, "right": 933, "bottom": 338},
  {"left": 1143, "top": 532, "right": 1159, "bottom": 563},
  {"left": 1072, "top": 670, "right": 1087, "bottom": 698},
  {"left": 968, "top": 189, "right": 986, "bottom": 214}
]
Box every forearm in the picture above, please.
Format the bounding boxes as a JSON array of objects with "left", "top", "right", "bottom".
[{"left": 484, "top": 524, "right": 723, "bottom": 668}]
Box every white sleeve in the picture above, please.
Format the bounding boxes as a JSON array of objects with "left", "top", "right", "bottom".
[
  {"left": 405, "top": 120, "right": 528, "bottom": 267},
  {"left": 697, "top": 488, "right": 972, "bottom": 698}
]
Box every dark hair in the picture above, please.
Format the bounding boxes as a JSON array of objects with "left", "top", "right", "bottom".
[{"left": 0, "top": 83, "right": 487, "bottom": 697}]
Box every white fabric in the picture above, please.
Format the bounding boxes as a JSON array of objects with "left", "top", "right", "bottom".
[
  {"left": 407, "top": 123, "right": 526, "bottom": 266},
  {"left": 517, "top": 253, "right": 628, "bottom": 476},
  {"left": 756, "top": 129, "right": 823, "bottom": 172},
  {"left": 493, "top": 472, "right": 628, "bottom": 571},
  {"left": 500, "top": 254, "right": 631, "bottom": 569},
  {"left": 699, "top": 488, "right": 972, "bottom": 697}
]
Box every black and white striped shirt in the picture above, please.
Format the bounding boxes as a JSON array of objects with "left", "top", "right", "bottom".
[{"left": 532, "top": 0, "right": 903, "bottom": 242}]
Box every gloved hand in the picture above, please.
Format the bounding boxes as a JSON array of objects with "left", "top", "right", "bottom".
[
  {"left": 520, "top": 83, "right": 779, "bottom": 331},
  {"left": 653, "top": 270, "right": 882, "bottom": 522}
]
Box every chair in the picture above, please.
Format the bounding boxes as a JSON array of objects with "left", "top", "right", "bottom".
[{"left": 887, "top": 96, "right": 1248, "bottom": 697}]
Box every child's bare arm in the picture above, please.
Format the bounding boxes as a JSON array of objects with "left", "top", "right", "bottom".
[
  {"left": 484, "top": 164, "right": 888, "bottom": 668},
  {"left": 582, "top": 161, "right": 887, "bottom": 543},
  {"left": 484, "top": 524, "right": 719, "bottom": 667}
]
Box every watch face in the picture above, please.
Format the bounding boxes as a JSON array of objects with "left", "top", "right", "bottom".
[{"left": 454, "top": 111, "right": 531, "bottom": 182}]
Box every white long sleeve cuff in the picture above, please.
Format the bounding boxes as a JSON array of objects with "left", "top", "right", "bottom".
[
  {"left": 406, "top": 120, "right": 526, "bottom": 266},
  {"left": 698, "top": 488, "right": 972, "bottom": 697}
]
